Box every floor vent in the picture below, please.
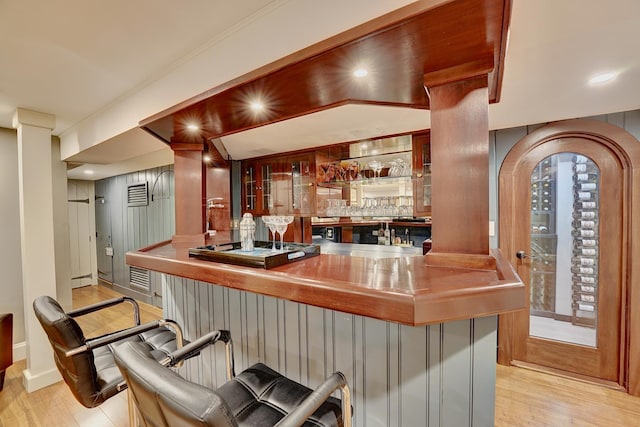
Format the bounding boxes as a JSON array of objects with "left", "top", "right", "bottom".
[
  {"left": 129, "top": 266, "right": 150, "bottom": 290},
  {"left": 127, "top": 182, "right": 148, "bottom": 207}
]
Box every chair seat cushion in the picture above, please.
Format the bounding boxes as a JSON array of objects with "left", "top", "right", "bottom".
[
  {"left": 216, "top": 363, "right": 342, "bottom": 427},
  {"left": 94, "top": 327, "right": 180, "bottom": 400}
]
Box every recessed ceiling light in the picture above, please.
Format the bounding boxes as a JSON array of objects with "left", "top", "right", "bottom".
[
  {"left": 203, "top": 155, "right": 212, "bottom": 163},
  {"left": 353, "top": 69, "right": 368, "bottom": 78},
  {"left": 588, "top": 71, "right": 618, "bottom": 86},
  {"left": 186, "top": 123, "right": 199, "bottom": 131},
  {"left": 250, "top": 101, "right": 264, "bottom": 111},
  {"left": 84, "top": 170, "right": 94, "bottom": 175}
]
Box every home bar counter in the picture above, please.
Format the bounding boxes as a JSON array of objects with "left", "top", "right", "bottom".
[
  {"left": 127, "top": 239, "right": 523, "bottom": 327},
  {"left": 128, "top": 1, "right": 524, "bottom": 425},
  {"left": 127, "top": 238, "right": 523, "bottom": 427}
]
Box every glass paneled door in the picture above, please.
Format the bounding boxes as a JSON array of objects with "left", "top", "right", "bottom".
[{"left": 511, "top": 139, "right": 622, "bottom": 382}]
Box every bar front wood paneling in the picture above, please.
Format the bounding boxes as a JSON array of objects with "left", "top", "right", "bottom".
[
  {"left": 126, "top": 239, "right": 524, "bottom": 326},
  {"left": 163, "top": 275, "right": 499, "bottom": 427}
]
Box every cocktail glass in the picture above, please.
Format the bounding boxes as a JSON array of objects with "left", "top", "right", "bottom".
[
  {"left": 262, "top": 216, "right": 278, "bottom": 251},
  {"left": 275, "top": 216, "right": 294, "bottom": 250}
]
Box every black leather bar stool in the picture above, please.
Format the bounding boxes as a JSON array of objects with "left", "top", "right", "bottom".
[
  {"left": 33, "top": 295, "right": 187, "bottom": 424},
  {"left": 113, "top": 330, "right": 352, "bottom": 427}
]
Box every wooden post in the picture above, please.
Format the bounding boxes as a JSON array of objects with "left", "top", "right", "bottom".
[
  {"left": 424, "top": 60, "right": 495, "bottom": 270},
  {"left": 171, "top": 142, "right": 206, "bottom": 245}
]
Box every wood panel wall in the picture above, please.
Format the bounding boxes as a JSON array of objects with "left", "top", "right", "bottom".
[
  {"left": 163, "top": 275, "right": 498, "bottom": 427},
  {"left": 94, "top": 165, "right": 174, "bottom": 306}
]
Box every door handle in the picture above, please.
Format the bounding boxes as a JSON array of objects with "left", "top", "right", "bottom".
[{"left": 516, "top": 250, "right": 538, "bottom": 260}]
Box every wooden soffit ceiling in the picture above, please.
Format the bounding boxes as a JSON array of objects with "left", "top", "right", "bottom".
[{"left": 141, "top": 0, "right": 511, "bottom": 145}]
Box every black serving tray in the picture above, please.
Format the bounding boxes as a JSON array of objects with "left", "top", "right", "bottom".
[{"left": 188, "top": 241, "right": 320, "bottom": 269}]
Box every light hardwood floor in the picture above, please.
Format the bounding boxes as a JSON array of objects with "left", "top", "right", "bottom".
[{"left": 1, "top": 285, "right": 640, "bottom": 426}]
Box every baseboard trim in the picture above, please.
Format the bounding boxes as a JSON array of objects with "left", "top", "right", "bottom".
[
  {"left": 13, "top": 341, "right": 26, "bottom": 361},
  {"left": 22, "top": 366, "right": 62, "bottom": 393}
]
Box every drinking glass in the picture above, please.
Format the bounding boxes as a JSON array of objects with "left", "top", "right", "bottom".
[
  {"left": 262, "top": 216, "right": 278, "bottom": 250},
  {"left": 275, "top": 216, "right": 294, "bottom": 250}
]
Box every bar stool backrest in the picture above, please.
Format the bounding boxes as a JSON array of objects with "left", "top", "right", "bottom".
[
  {"left": 33, "top": 296, "right": 100, "bottom": 407},
  {"left": 115, "top": 341, "right": 238, "bottom": 427}
]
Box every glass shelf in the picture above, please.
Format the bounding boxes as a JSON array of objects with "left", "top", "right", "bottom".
[{"left": 317, "top": 175, "right": 411, "bottom": 187}]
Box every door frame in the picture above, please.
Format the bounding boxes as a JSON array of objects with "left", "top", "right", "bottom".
[{"left": 498, "top": 118, "right": 640, "bottom": 396}]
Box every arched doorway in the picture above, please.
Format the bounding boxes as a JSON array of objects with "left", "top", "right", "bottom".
[{"left": 498, "top": 119, "right": 640, "bottom": 395}]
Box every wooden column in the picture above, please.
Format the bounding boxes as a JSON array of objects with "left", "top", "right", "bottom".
[
  {"left": 171, "top": 142, "right": 206, "bottom": 245},
  {"left": 424, "top": 62, "right": 495, "bottom": 270},
  {"left": 13, "top": 108, "right": 62, "bottom": 391}
]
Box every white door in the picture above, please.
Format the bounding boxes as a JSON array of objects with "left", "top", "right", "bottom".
[{"left": 68, "top": 180, "right": 96, "bottom": 288}]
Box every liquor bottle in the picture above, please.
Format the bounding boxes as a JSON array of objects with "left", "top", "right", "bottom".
[
  {"left": 378, "top": 223, "right": 385, "bottom": 245},
  {"left": 384, "top": 223, "right": 391, "bottom": 246}
]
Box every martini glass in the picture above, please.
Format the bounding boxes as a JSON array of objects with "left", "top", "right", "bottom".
[
  {"left": 262, "top": 216, "right": 278, "bottom": 251},
  {"left": 275, "top": 216, "right": 294, "bottom": 250}
]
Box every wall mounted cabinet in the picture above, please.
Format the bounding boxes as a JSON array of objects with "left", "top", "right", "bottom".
[{"left": 242, "top": 154, "right": 316, "bottom": 216}]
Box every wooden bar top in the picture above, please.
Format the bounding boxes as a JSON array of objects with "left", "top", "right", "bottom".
[{"left": 126, "top": 238, "right": 525, "bottom": 326}]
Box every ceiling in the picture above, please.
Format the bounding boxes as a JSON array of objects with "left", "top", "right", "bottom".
[{"left": 1, "top": 0, "right": 639, "bottom": 180}]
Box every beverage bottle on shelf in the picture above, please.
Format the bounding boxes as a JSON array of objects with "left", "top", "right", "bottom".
[
  {"left": 571, "top": 219, "right": 596, "bottom": 229},
  {"left": 390, "top": 228, "right": 395, "bottom": 245},
  {"left": 384, "top": 223, "right": 391, "bottom": 246},
  {"left": 571, "top": 228, "right": 597, "bottom": 238},
  {"left": 574, "top": 302, "right": 595, "bottom": 312},
  {"left": 573, "top": 247, "right": 597, "bottom": 256},
  {"left": 573, "top": 182, "right": 597, "bottom": 192},
  {"left": 574, "top": 201, "right": 597, "bottom": 209},
  {"left": 574, "top": 257, "right": 596, "bottom": 267},
  {"left": 573, "top": 238, "right": 597, "bottom": 247},
  {"left": 575, "top": 294, "right": 596, "bottom": 303},
  {"left": 378, "top": 223, "right": 385, "bottom": 245},
  {"left": 573, "top": 154, "right": 589, "bottom": 164},
  {"left": 573, "top": 162, "right": 598, "bottom": 173},
  {"left": 573, "top": 275, "right": 596, "bottom": 284},
  {"left": 576, "top": 191, "right": 598, "bottom": 201},
  {"left": 574, "top": 284, "right": 596, "bottom": 293},
  {"left": 572, "top": 210, "right": 597, "bottom": 220},
  {"left": 571, "top": 265, "right": 597, "bottom": 275},
  {"left": 573, "top": 173, "right": 598, "bottom": 183}
]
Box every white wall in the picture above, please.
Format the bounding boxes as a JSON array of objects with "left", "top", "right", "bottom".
[{"left": 0, "top": 127, "right": 24, "bottom": 345}]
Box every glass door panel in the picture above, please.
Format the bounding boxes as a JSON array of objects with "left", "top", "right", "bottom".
[
  {"left": 529, "top": 152, "right": 599, "bottom": 347},
  {"left": 262, "top": 163, "right": 273, "bottom": 212}
]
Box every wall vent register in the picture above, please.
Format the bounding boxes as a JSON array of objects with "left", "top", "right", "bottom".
[{"left": 127, "top": 182, "right": 149, "bottom": 207}]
